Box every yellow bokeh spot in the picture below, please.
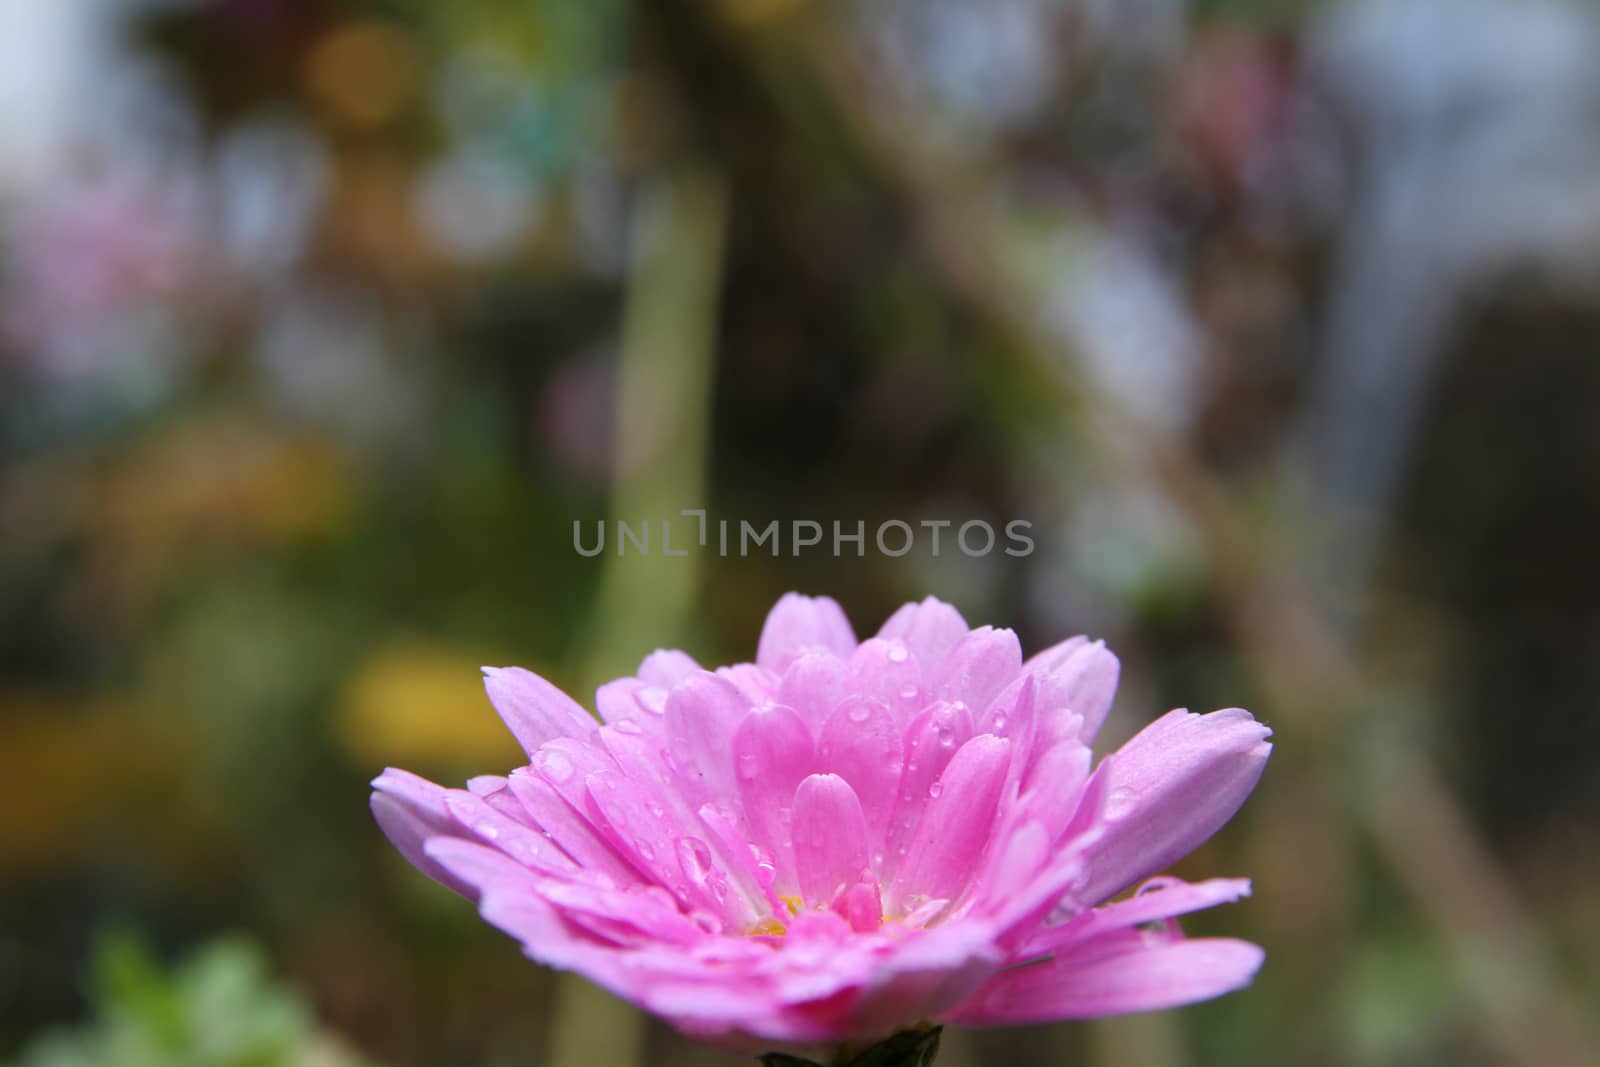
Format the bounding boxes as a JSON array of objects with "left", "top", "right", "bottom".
[{"left": 338, "top": 640, "right": 527, "bottom": 768}]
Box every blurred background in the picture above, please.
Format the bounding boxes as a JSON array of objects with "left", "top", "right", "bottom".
[{"left": 2, "top": 0, "right": 1598, "bottom": 1065}]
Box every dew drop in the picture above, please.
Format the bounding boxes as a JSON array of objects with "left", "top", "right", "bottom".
[
  {"left": 648, "top": 801, "right": 666, "bottom": 818},
  {"left": 928, "top": 781, "right": 944, "bottom": 799},
  {"left": 1106, "top": 787, "right": 1139, "bottom": 820},
  {"left": 899, "top": 684, "right": 919, "bottom": 700},
  {"left": 937, "top": 727, "right": 956, "bottom": 747},
  {"left": 635, "top": 839, "right": 656, "bottom": 862},
  {"left": 535, "top": 750, "right": 574, "bottom": 783},
  {"left": 990, "top": 712, "right": 1008, "bottom": 732},
  {"left": 886, "top": 643, "right": 909, "bottom": 664},
  {"left": 689, "top": 909, "right": 723, "bottom": 935},
  {"left": 736, "top": 752, "right": 761, "bottom": 781},
  {"left": 847, "top": 701, "right": 872, "bottom": 723},
  {"left": 676, "top": 837, "right": 713, "bottom": 885},
  {"left": 476, "top": 822, "right": 500, "bottom": 840},
  {"left": 614, "top": 720, "right": 643, "bottom": 735},
  {"left": 638, "top": 687, "right": 668, "bottom": 714}
]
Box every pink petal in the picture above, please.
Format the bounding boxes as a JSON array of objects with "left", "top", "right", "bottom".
[
  {"left": 757, "top": 593, "right": 857, "bottom": 673},
  {"left": 877, "top": 597, "right": 970, "bottom": 671},
  {"left": 1074, "top": 708, "right": 1272, "bottom": 903},
  {"left": 370, "top": 768, "right": 473, "bottom": 896},
  {"left": 816, "top": 697, "right": 904, "bottom": 846},
  {"left": 833, "top": 882, "right": 884, "bottom": 933},
  {"left": 717, "top": 663, "right": 780, "bottom": 704},
  {"left": 888, "top": 734, "right": 1011, "bottom": 913},
  {"left": 931, "top": 626, "right": 1022, "bottom": 716},
  {"left": 1049, "top": 640, "right": 1120, "bottom": 744},
  {"left": 1022, "top": 634, "right": 1088, "bottom": 674},
  {"left": 1017, "top": 739, "right": 1093, "bottom": 844},
  {"left": 482, "top": 667, "right": 598, "bottom": 755},
  {"left": 777, "top": 652, "right": 848, "bottom": 728},
  {"left": 444, "top": 790, "right": 579, "bottom": 874},
  {"left": 529, "top": 736, "right": 620, "bottom": 818},
  {"left": 638, "top": 649, "right": 700, "bottom": 687},
  {"left": 594, "top": 678, "right": 661, "bottom": 731},
  {"left": 882, "top": 701, "right": 972, "bottom": 884},
  {"left": 846, "top": 923, "right": 1006, "bottom": 1038},
  {"left": 425, "top": 839, "right": 621, "bottom": 963},
  {"left": 1058, "top": 877, "right": 1253, "bottom": 946},
  {"left": 847, "top": 638, "right": 925, "bottom": 723},
  {"left": 505, "top": 768, "right": 647, "bottom": 886},
  {"left": 792, "top": 774, "right": 873, "bottom": 908},
  {"left": 951, "top": 934, "right": 1265, "bottom": 1023},
  {"left": 583, "top": 770, "right": 706, "bottom": 908},
  {"left": 663, "top": 671, "right": 751, "bottom": 811},
  {"left": 732, "top": 704, "right": 815, "bottom": 897}
]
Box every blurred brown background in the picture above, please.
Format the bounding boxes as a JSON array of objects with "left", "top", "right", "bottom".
[{"left": 2, "top": 1, "right": 1598, "bottom": 1065}]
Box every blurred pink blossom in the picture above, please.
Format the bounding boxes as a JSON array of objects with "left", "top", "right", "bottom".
[{"left": 373, "top": 594, "right": 1270, "bottom": 1049}]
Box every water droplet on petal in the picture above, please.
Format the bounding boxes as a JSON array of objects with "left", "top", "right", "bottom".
[
  {"left": 535, "top": 750, "right": 574, "bottom": 783},
  {"left": 635, "top": 839, "right": 656, "bottom": 861},
  {"left": 847, "top": 702, "right": 871, "bottom": 723},
  {"left": 614, "top": 720, "right": 643, "bottom": 734},
  {"left": 937, "top": 727, "right": 956, "bottom": 747},
  {"left": 638, "top": 687, "right": 668, "bottom": 714},
  {"left": 736, "top": 752, "right": 760, "bottom": 781},
  {"left": 476, "top": 822, "right": 500, "bottom": 840},
  {"left": 1106, "top": 787, "right": 1139, "bottom": 820},
  {"left": 990, "top": 712, "right": 1008, "bottom": 732},
  {"left": 928, "top": 781, "right": 944, "bottom": 799},
  {"left": 689, "top": 909, "right": 723, "bottom": 934},
  {"left": 886, "top": 643, "right": 909, "bottom": 664},
  {"left": 899, "top": 684, "right": 919, "bottom": 700},
  {"left": 676, "top": 837, "right": 713, "bottom": 885}
]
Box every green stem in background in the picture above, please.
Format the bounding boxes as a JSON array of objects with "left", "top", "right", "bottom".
[
  {"left": 761, "top": 1026, "right": 943, "bottom": 1067},
  {"left": 582, "top": 160, "right": 730, "bottom": 691},
  {"left": 548, "top": 161, "right": 730, "bottom": 1067}
]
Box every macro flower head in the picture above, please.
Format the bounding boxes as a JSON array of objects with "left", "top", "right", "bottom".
[{"left": 372, "top": 594, "right": 1271, "bottom": 1051}]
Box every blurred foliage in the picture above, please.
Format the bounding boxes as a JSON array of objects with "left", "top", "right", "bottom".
[{"left": 7, "top": 935, "right": 379, "bottom": 1067}]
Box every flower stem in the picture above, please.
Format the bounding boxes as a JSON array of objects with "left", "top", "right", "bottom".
[{"left": 759, "top": 1025, "right": 942, "bottom": 1067}]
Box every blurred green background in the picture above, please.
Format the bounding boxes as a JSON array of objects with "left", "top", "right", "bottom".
[{"left": 2, "top": 1, "right": 1598, "bottom": 1065}]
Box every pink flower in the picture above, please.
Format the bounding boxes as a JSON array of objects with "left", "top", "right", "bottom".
[{"left": 372, "top": 594, "right": 1271, "bottom": 1049}]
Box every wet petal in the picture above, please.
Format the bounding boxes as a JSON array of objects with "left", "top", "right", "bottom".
[
  {"left": 506, "top": 768, "right": 647, "bottom": 885},
  {"left": 664, "top": 671, "right": 751, "bottom": 810},
  {"left": 876, "top": 597, "right": 969, "bottom": 669},
  {"left": 889, "top": 734, "right": 1011, "bottom": 912},
  {"left": 757, "top": 593, "right": 857, "bottom": 673},
  {"left": 638, "top": 649, "right": 700, "bottom": 688},
  {"left": 1050, "top": 640, "right": 1120, "bottom": 744},
  {"left": 883, "top": 701, "right": 972, "bottom": 883},
  {"left": 777, "top": 652, "right": 849, "bottom": 728},
  {"left": 1073, "top": 708, "right": 1272, "bottom": 903},
  {"left": 816, "top": 697, "right": 904, "bottom": 845},
  {"left": 732, "top": 704, "right": 815, "bottom": 896},
  {"left": 370, "top": 768, "right": 473, "bottom": 896},
  {"left": 931, "top": 626, "right": 1022, "bottom": 716},
  {"left": 847, "top": 638, "right": 925, "bottom": 724},
  {"left": 792, "top": 774, "right": 872, "bottom": 908},
  {"left": 482, "top": 666, "right": 598, "bottom": 754},
  {"left": 953, "top": 934, "right": 1265, "bottom": 1024}
]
